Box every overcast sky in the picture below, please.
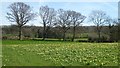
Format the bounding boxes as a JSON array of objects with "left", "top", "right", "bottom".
[{"left": 0, "top": 0, "right": 119, "bottom": 26}]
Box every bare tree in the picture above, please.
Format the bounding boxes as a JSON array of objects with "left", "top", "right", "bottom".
[
  {"left": 56, "top": 9, "right": 71, "bottom": 41},
  {"left": 105, "top": 16, "right": 116, "bottom": 41},
  {"left": 69, "top": 11, "right": 86, "bottom": 41},
  {"left": 39, "top": 5, "right": 56, "bottom": 40},
  {"left": 6, "top": 2, "right": 35, "bottom": 40},
  {"left": 89, "top": 10, "right": 107, "bottom": 41}
]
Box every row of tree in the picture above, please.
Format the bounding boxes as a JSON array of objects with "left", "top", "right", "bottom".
[
  {"left": 39, "top": 6, "right": 86, "bottom": 41},
  {"left": 6, "top": 2, "right": 119, "bottom": 41}
]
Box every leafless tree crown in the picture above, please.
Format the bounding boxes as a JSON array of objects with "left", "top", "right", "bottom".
[{"left": 6, "top": 2, "right": 35, "bottom": 27}]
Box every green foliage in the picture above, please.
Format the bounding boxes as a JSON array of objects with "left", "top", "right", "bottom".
[{"left": 2, "top": 40, "right": 118, "bottom": 66}]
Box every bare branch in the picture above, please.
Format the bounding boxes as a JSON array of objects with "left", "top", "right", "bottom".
[{"left": 6, "top": 2, "right": 35, "bottom": 27}]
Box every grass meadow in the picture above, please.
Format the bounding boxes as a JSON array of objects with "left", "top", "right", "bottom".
[{"left": 2, "top": 40, "right": 119, "bottom": 66}]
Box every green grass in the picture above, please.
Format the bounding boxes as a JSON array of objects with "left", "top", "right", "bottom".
[{"left": 2, "top": 40, "right": 118, "bottom": 66}]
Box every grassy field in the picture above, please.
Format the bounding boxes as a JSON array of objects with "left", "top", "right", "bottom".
[{"left": 2, "top": 40, "right": 118, "bottom": 66}]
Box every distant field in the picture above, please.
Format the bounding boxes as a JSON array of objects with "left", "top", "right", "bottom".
[{"left": 2, "top": 40, "right": 118, "bottom": 66}]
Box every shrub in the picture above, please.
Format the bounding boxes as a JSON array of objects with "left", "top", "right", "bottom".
[
  {"left": 88, "top": 36, "right": 108, "bottom": 42},
  {"left": 2, "top": 36, "right": 7, "bottom": 40}
]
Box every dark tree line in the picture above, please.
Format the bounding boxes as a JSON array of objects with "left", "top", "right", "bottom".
[{"left": 2, "top": 25, "right": 119, "bottom": 42}]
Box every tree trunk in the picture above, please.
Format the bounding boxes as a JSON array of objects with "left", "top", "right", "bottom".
[
  {"left": 18, "top": 26, "right": 22, "bottom": 40},
  {"left": 42, "top": 22, "right": 46, "bottom": 40},
  {"left": 97, "top": 26, "right": 101, "bottom": 42},
  {"left": 109, "top": 26, "right": 112, "bottom": 42},
  {"left": 72, "top": 26, "right": 75, "bottom": 41},
  {"left": 98, "top": 30, "right": 101, "bottom": 42},
  {"left": 63, "top": 31, "right": 66, "bottom": 41},
  {"left": 46, "top": 26, "right": 50, "bottom": 38},
  {"left": 37, "top": 29, "right": 41, "bottom": 38}
]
